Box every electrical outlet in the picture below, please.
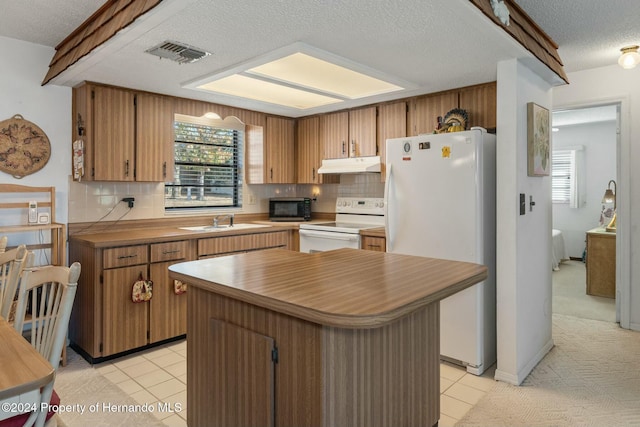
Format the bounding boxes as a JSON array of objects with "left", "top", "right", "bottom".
[
  {"left": 122, "top": 197, "right": 135, "bottom": 208},
  {"left": 247, "top": 194, "right": 256, "bottom": 205}
]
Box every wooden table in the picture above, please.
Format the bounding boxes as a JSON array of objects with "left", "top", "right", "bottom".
[
  {"left": 170, "top": 248, "right": 488, "bottom": 427},
  {"left": 0, "top": 317, "right": 54, "bottom": 420}
]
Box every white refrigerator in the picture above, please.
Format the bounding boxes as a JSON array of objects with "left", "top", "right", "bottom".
[{"left": 384, "top": 128, "right": 496, "bottom": 375}]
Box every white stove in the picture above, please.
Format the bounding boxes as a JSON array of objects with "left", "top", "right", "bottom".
[{"left": 299, "top": 197, "right": 385, "bottom": 253}]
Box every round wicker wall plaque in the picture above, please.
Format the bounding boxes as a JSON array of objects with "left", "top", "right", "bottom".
[{"left": 0, "top": 114, "right": 51, "bottom": 178}]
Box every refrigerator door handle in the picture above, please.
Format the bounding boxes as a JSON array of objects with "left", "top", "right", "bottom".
[{"left": 384, "top": 162, "right": 393, "bottom": 252}]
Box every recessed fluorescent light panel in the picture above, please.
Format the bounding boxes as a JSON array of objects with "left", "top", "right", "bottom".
[
  {"left": 247, "top": 53, "right": 403, "bottom": 99},
  {"left": 199, "top": 74, "right": 342, "bottom": 110},
  {"left": 192, "top": 46, "right": 406, "bottom": 111}
]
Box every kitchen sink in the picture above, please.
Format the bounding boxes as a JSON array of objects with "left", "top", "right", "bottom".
[{"left": 178, "top": 223, "right": 269, "bottom": 232}]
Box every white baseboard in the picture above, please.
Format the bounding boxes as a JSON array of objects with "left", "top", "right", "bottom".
[{"left": 494, "top": 338, "right": 554, "bottom": 385}]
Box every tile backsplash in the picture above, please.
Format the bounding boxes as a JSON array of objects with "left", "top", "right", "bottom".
[{"left": 68, "top": 173, "right": 384, "bottom": 223}]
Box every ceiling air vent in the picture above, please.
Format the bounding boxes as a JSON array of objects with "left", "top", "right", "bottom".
[{"left": 145, "top": 40, "right": 210, "bottom": 64}]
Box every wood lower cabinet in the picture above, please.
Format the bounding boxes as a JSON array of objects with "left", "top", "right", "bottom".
[
  {"left": 362, "top": 236, "right": 386, "bottom": 252},
  {"left": 103, "top": 264, "right": 149, "bottom": 355},
  {"left": 69, "top": 239, "right": 193, "bottom": 361},
  {"left": 206, "top": 319, "right": 276, "bottom": 426},
  {"left": 198, "top": 230, "right": 290, "bottom": 258},
  {"left": 586, "top": 229, "right": 616, "bottom": 298},
  {"left": 149, "top": 241, "right": 189, "bottom": 343},
  {"left": 69, "top": 229, "right": 293, "bottom": 361}
]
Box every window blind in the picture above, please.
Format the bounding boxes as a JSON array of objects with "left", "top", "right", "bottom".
[
  {"left": 552, "top": 149, "right": 580, "bottom": 208},
  {"left": 165, "top": 119, "right": 244, "bottom": 210}
]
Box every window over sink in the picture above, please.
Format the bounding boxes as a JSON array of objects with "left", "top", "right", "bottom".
[{"left": 165, "top": 114, "right": 245, "bottom": 211}]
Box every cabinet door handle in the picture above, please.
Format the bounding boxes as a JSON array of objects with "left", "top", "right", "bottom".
[
  {"left": 162, "top": 161, "right": 167, "bottom": 178},
  {"left": 117, "top": 254, "right": 138, "bottom": 260},
  {"left": 312, "top": 167, "right": 315, "bottom": 180},
  {"left": 270, "top": 167, "right": 273, "bottom": 180},
  {"left": 125, "top": 160, "right": 130, "bottom": 177},
  {"left": 350, "top": 140, "right": 356, "bottom": 157},
  {"left": 342, "top": 141, "right": 346, "bottom": 155}
]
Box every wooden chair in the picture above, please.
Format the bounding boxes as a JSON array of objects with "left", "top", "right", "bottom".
[
  {"left": 0, "top": 236, "right": 7, "bottom": 253},
  {"left": 0, "top": 244, "right": 28, "bottom": 321},
  {"left": 9, "top": 262, "right": 80, "bottom": 427}
]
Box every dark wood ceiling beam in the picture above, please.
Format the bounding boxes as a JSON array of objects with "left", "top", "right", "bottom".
[
  {"left": 470, "top": 0, "right": 569, "bottom": 84},
  {"left": 42, "top": 0, "right": 162, "bottom": 85}
]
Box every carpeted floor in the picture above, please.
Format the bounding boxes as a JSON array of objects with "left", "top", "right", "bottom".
[
  {"left": 52, "top": 349, "right": 165, "bottom": 427},
  {"left": 457, "top": 314, "right": 640, "bottom": 426},
  {"left": 552, "top": 260, "right": 616, "bottom": 322}
]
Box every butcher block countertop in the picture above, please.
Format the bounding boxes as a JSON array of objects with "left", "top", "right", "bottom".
[{"left": 169, "top": 248, "right": 487, "bottom": 328}]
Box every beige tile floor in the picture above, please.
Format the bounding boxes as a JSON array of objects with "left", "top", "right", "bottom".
[{"left": 96, "top": 338, "right": 496, "bottom": 427}]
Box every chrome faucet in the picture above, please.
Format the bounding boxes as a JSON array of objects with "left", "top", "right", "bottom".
[{"left": 213, "top": 213, "right": 234, "bottom": 228}]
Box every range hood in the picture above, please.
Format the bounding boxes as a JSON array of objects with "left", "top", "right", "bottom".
[{"left": 317, "top": 156, "right": 381, "bottom": 174}]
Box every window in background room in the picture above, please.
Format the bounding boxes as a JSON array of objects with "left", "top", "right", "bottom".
[
  {"left": 165, "top": 115, "right": 244, "bottom": 211},
  {"left": 552, "top": 147, "right": 582, "bottom": 208}
]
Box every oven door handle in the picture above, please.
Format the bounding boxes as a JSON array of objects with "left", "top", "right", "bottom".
[{"left": 299, "top": 229, "right": 360, "bottom": 242}]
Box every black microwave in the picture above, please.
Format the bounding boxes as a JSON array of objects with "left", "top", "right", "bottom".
[{"left": 269, "top": 197, "right": 311, "bottom": 221}]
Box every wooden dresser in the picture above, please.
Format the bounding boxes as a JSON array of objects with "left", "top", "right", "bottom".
[{"left": 586, "top": 228, "right": 616, "bottom": 298}]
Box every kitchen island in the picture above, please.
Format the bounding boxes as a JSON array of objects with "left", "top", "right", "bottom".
[{"left": 169, "top": 248, "right": 488, "bottom": 427}]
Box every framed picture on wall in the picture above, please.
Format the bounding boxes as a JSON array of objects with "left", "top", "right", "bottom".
[{"left": 527, "top": 102, "right": 550, "bottom": 177}]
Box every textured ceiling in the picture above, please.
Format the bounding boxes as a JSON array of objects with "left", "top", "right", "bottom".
[
  {"left": 514, "top": 0, "right": 640, "bottom": 73},
  {"left": 1, "top": 0, "right": 638, "bottom": 118}
]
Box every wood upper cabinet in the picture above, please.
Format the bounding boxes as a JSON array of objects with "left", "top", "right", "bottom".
[
  {"left": 377, "top": 101, "right": 407, "bottom": 181},
  {"left": 247, "top": 116, "right": 294, "bottom": 184},
  {"left": 296, "top": 116, "right": 321, "bottom": 184},
  {"left": 409, "top": 92, "right": 459, "bottom": 136},
  {"left": 136, "top": 93, "right": 175, "bottom": 182},
  {"left": 321, "top": 107, "right": 377, "bottom": 159},
  {"left": 265, "top": 116, "right": 295, "bottom": 183},
  {"left": 73, "top": 83, "right": 175, "bottom": 182},
  {"left": 91, "top": 85, "right": 136, "bottom": 181},
  {"left": 320, "top": 111, "right": 349, "bottom": 159},
  {"left": 348, "top": 106, "right": 377, "bottom": 157},
  {"left": 296, "top": 116, "right": 338, "bottom": 184},
  {"left": 458, "top": 82, "right": 497, "bottom": 130}
]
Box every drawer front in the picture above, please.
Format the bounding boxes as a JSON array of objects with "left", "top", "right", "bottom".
[
  {"left": 151, "top": 241, "right": 188, "bottom": 263},
  {"left": 198, "top": 231, "right": 289, "bottom": 257},
  {"left": 103, "top": 245, "right": 148, "bottom": 269},
  {"left": 362, "top": 236, "right": 386, "bottom": 252}
]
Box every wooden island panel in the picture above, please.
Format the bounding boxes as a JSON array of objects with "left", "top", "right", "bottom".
[
  {"left": 172, "top": 248, "right": 487, "bottom": 427},
  {"left": 188, "top": 287, "right": 322, "bottom": 427}
]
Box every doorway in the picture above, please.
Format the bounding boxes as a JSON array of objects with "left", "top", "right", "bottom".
[{"left": 551, "top": 103, "right": 619, "bottom": 323}]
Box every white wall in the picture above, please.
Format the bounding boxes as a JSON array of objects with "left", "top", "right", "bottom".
[
  {"left": 552, "top": 120, "right": 617, "bottom": 257},
  {"left": 553, "top": 64, "right": 639, "bottom": 330},
  {"left": 0, "top": 36, "right": 71, "bottom": 259},
  {"left": 495, "top": 59, "right": 553, "bottom": 385}
]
